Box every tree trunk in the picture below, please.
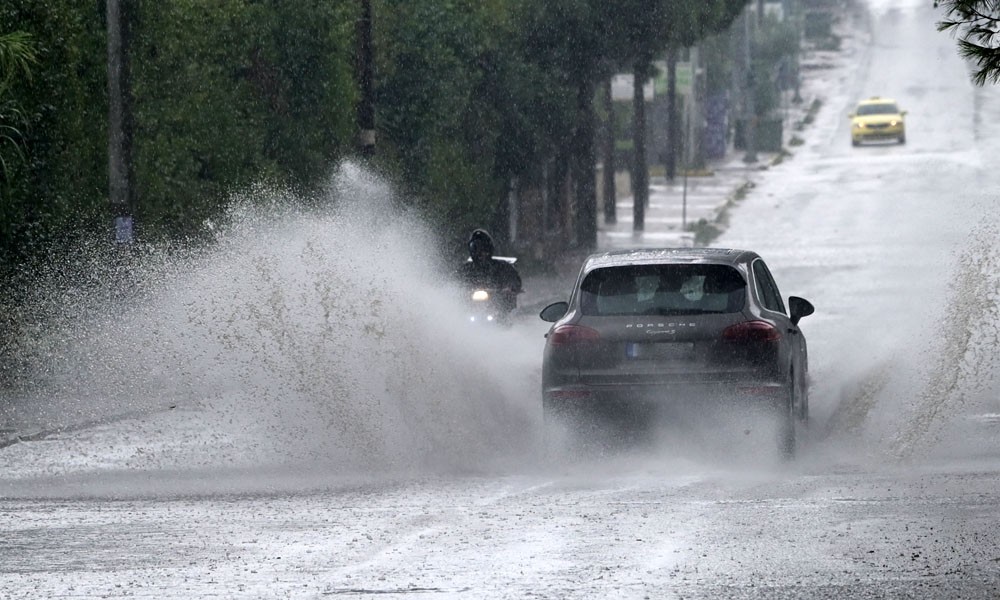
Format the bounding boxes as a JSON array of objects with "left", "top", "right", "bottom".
[
  {"left": 601, "top": 78, "right": 616, "bottom": 225},
  {"left": 742, "top": 7, "right": 758, "bottom": 163},
  {"left": 665, "top": 47, "right": 679, "bottom": 182},
  {"left": 631, "top": 62, "right": 648, "bottom": 232},
  {"left": 572, "top": 79, "right": 597, "bottom": 250},
  {"left": 356, "top": 0, "right": 375, "bottom": 158},
  {"left": 107, "top": 0, "right": 136, "bottom": 243}
]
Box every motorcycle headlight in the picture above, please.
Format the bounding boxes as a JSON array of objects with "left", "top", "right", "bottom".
[{"left": 472, "top": 290, "right": 490, "bottom": 301}]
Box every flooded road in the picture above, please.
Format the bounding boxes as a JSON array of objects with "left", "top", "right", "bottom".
[{"left": 2, "top": 0, "right": 999, "bottom": 598}]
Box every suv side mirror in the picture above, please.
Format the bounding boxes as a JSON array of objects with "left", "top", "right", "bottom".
[
  {"left": 540, "top": 302, "right": 569, "bottom": 323},
  {"left": 788, "top": 296, "right": 814, "bottom": 325}
]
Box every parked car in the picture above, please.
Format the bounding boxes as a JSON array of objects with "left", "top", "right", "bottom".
[
  {"left": 849, "top": 96, "right": 906, "bottom": 146},
  {"left": 539, "top": 248, "right": 814, "bottom": 456}
]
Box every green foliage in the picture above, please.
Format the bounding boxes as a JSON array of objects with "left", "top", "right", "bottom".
[
  {"left": 0, "top": 31, "right": 37, "bottom": 88},
  {"left": 0, "top": 31, "right": 37, "bottom": 181},
  {"left": 0, "top": 0, "right": 795, "bottom": 282},
  {"left": 375, "top": 0, "right": 547, "bottom": 239},
  {"left": 667, "top": 0, "right": 748, "bottom": 49},
  {"left": 376, "top": 0, "right": 500, "bottom": 174},
  {"left": 700, "top": 30, "right": 737, "bottom": 96},
  {"left": 0, "top": 101, "right": 27, "bottom": 178},
  {"left": 0, "top": 2, "right": 108, "bottom": 268},
  {"left": 752, "top": 12, "right": 800, "bottom": 117},
  {"left": 133, "top": 0, "right": 357, "bottom": 238},
  {"left": 936, "top": 0, "right": 1000, "bottom": 85},
  {"left": 424, "top": 138, "right": 503, "bottom": 237},
  {"left": 513, "top": 0, "right": 607, "bottom": 161},
  {"left": 0, "top": 0, "right": 359, "bottom": 271},
  {"left": 519, "top": 0, "right": 610, "bottom": 79}
]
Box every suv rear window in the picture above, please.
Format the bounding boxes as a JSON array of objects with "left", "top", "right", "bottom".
[{"left": 579, "top": 264, "right": 746, "bottom": 316}]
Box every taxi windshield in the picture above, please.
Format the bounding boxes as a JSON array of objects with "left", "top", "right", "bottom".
[{"left": 856, "top": 102, "right": 899, "bottom": 116}]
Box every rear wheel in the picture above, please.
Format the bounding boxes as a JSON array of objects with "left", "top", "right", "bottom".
[
  {"left": 542, "top": 398, "right": 594, "bottom": 460},
  {"left": 541, "top": 398, "right": 565, "bottom": 460},
  {"left": 778, "top": 375, "right": 798, "bottom": 459},
  {"left": 797, "top": 369, "right": 810, "bottom": 422}
]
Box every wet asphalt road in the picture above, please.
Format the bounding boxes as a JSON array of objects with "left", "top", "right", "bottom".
[{"left": 3, "top": 0, "right": 1000, "bottom": 598}]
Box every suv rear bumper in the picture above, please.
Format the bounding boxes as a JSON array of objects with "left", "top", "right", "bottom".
[{"left": 543, "top": 381, "right": 788, "bottom": 418}]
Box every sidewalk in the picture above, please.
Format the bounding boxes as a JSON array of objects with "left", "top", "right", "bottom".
[
  {"left": 518, "top": 151, "right": 782, "bottom": 313},
  {"left": 597, "top": 154, "right": 774, "bottom": 250},
  {"left": 515, "top": 64, "right": 837, "bottom": 311},
  {"left": 517, "top": 0, "right": 860, "bottom": 313}
]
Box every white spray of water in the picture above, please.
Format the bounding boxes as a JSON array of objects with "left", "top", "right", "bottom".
[
  {"left": 2, "top": 163, "right": 544, "bottom": 478},
  {"left": 818, "top": 213, "right": 1000, "bottom": 464},
  {"left": 888, "top": 219, "right": 1000, "bottom": 459}
]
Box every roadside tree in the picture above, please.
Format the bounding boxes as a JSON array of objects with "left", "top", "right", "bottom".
[
  {"left": 936, "top": 0, "right": 1000, "bottom": 85},
  {"left": 516, "top": 0, "right": 613, "bottom": 250},
  {"left": 607, "top": 0, "right": 746, "bottom": 230}
]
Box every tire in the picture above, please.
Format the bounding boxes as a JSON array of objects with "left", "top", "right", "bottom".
[
  {"left": 541, "top": 397, "right": 589, "bottom": 460},
  {"left": 898, "top": 135, "right": 906, "bottom": 145},
  {"left": 541, "top": 420, "right": 563, "bottom": 462},
  {"left": 541, "top": 398, "right": 565, "bottom": 460},
  {"left": 796, "top": 367, "right": 810, "bottom": 422},
  {"left": 777, "top": 375, "right": 797, "bottom": 459}
]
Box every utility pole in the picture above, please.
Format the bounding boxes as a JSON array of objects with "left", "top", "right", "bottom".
[
  {"left": 356, "top": 0, "right": 375, "bottom": 158},
  {"left": 107, "top": 0, "right": 135, "bottom": 243}
]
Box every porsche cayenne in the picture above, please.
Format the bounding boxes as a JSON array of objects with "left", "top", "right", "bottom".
[{"left": 539, "top": 248, "right": 814, "bottom": 455}]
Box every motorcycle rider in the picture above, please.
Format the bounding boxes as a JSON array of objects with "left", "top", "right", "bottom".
[{"left": 456, "top": 228, "right": 523, "bottom": 315}]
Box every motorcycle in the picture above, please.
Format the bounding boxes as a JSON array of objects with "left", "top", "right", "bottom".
[
  {"left": 466, "top": 287, "right": 512, "bottom": 326},
  {"left": 461, "top": 255, "right": 521, "bottom": 327}
]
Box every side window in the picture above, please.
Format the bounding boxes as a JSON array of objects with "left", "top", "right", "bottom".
[{"left": 752, "top": 259, "right": 786, "bottom": 315}]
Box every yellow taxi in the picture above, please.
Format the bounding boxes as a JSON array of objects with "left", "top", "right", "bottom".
[{"left": 849, "top": 97, "right": 906, "bottom": 146}]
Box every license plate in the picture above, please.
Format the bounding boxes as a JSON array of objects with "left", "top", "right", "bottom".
[{"left": 625, "top": 342, "right": 694, "bottom": 360}]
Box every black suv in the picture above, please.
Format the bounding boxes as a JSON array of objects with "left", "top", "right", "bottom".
[{"left": 540, "top": 248, "right": 815, "bottom": 455}]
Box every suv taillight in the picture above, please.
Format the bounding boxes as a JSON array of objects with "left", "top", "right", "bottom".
[
  {"left": 722, "top": 320, "right": 781, "bottom": 343},
  {"left": 548, "top": 324, "right": 600, "bottom": 345}
]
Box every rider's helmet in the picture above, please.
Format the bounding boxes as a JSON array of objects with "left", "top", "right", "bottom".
[{"left": 468, "top": 228, "right": 495, "bottom": 262}]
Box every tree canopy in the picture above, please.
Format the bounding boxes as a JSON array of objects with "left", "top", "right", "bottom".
[
  {"left": 0, "top": 0, "right": 766, "bottom": 277},
  {"left": 936, "top": 0, "right": 1000, "bottom": 85}
]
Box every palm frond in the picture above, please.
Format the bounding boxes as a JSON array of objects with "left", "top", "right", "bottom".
[{"left": 0, "top": 31, "right": 38, "bottom": 87}]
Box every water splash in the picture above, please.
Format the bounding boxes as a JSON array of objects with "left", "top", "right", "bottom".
[
  {"left": 1, "top": 162, "right": 542, "bottom": 477},
  {"left": 890, "top": 219, "right": 1000, "bottom": 458}
]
